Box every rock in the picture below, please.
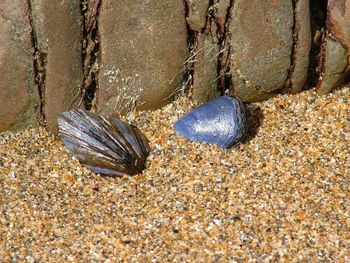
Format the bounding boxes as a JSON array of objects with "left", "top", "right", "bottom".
[
  {"left": 30, "top": 0, "right": 83, "bottom": 132},
  {"left": 98, "top": 0, "right": 188, "bottom": 116},
  {"left": 316, "top": 36, "right": 349, "bottom": 95},
  {"left": 186, "top": 0, "right": 209, "bottom": 31},
  {"left": 190, "top": 34, "right": 220, "bottom": 102},
  {"left": 0, "top": 1, "right": 38, "bottom": 131},
  {"left": 316, "top": 0, "right": 350, "bottom": 94},
  {"left": 326, "top": 0, "right": 350, "bottom": 54},
  {"left": 288, "top": 0, "right": 311, "bottom": 93},
  {"left": 214, "top": 0, "right": 231, "bottom": 33},
  {"left": 228, "top": 0, "right": 293, "bottom": 102},
  {"left": 186, "top": 0, "right": 231, "bottom": 102}
]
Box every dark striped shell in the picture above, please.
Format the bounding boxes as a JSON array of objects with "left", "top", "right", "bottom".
[
  {"left": 58, "top": 109, "right": 150, "bottom": 176},
  {"left": 174, "top": 96, "right": 246, "bottom": 149}
]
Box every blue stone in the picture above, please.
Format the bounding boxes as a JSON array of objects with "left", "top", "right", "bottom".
[{"left": 174, "top": 96, "right": 246, "bottom": 148}]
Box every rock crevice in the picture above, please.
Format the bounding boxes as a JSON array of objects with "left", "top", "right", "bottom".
[
  {"left": 185, "top": 0, "right": 234, "bottom": 102},
  {"left": 218, "top": 0, "right": 235, "bottom": 95},
  {"left": 80, "top": 0, "right": 101, "bottom": 110},
  {"left": 27, "top": 0, "right": 47, "bottom": 126}
]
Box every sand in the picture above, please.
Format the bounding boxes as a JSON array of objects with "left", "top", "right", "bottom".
[{"left": 0, "top": 87, "right": 349, "bottom": 261}]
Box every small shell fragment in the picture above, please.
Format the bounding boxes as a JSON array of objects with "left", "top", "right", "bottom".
[{"left": 58, "top": 109, "right": 150, "bottom": 176}]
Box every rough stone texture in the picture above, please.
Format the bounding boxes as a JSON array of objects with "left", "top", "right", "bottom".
[
  {"left": 316, "top": 0, "right": 350, "bottom": 94},
  {"left": 214, "top": 0, "right": 231, "bottom": 33},
  {"left": 229, "top": 0, "right": 293, "bottom": 102},
  {"left": 186, "top": 1, "right": 231, "bottom": 102},
  {"left": 288, "top": 0, "right": 311, "bottom": 94},
  {"left": 30, "top": 0, "right": 83, "bottom": 132},
  {"left": 316, "top": 36, "right": 349, "bottom": 95},
  {"left": 186, "top": 0, "right": 209, "bottom": 31},
  {"left": 98, "top": 1, "right": 188, "bottom": 116},
  {"left": 0, "top": 1, "right": 38, "bottom": 131},
  {"left": 80, "top": 0, "right": 101, "bottom": 110},
  {"left": 190, "top": 34, "right": 220, "bottom": 102},
  {"left": 216, "top": 1, "right": 233, "bottom": 94},
  {"left": 326, "top": 0, "right": 350, "bottom": 57}
]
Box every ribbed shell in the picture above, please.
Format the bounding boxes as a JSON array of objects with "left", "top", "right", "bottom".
[
  {"left": 174, "top": 96, "right": 246, "bottom": 148},
  {"left": 58, "top": 109, "right": 150, "bottom": 176}
]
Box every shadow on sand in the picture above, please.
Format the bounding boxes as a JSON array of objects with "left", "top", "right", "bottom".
[{"left": 241, "top": 103, "right": 264, "bottom": 144}]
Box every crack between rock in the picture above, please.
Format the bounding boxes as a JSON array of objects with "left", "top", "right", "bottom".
[
  {"left": 203, "top": 0, "right": 215, "bottom": 36},
  {"left": 184, "top": 0, "right": 235, "bottom": 98},
  {"left": 80, "top": 0, "right": 101, "bottom": 111},
  {"left": 218, "top": 0, "right": 235, "bottom": 95},
  {"left": 206, "top": 0, "right": 220, "bottom": 64},
  {"left": 307, "top": 0, "right": 328, "bottom": 87},
  {"left": 182, "top": 0, "right": 196, "bottom": 96},
  {"left": 283, "top": 0, "right": 297, "bottom": 93},
  {"left": 27, "top": 0, "right": 47, "bottom": 126}
]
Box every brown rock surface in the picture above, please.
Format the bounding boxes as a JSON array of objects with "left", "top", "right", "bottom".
[
  {"left": 317, "top": 0, "right": 350, "bottom": 94},
  {"left": 186, "top": 0, "right": 209, "bottom": 31},
  {"left": 98, "top": 0, "right": 188, "bottom": 116},
  {"left": 186, "top": 1, "right": 231, "bottom": 102},
  {"left": 229, "top": 0, "right": 293, "bottom": 101},
  {"left": 0, "top": 1, "right": 38, "bottom": 131},
  {"left": 190, "top": 34, "right": 220, "bottom": 102},
  {"left": 214, "top": 0, "right": 231, "bottom": 33},
  {"left": 326, "top": 0, "right": 350, "bottom": 55},
  {"left": 30, "top": 0, "right": 83, "bottom": 132},
  {"left": 288, "top": 0, "right": 311, "bottom": 93},
  {"left": 316, "top": 36, "right": 349, "bottom": 95}
]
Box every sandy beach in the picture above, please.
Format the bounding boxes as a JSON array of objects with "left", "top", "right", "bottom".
[{"left": 0, "top": 86, "right": 349, "bottom": 261}]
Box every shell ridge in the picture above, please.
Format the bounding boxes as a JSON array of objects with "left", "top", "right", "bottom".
[
  {"left": 113, "top": 118, "right": 145, "bottom": 161},
  {"left": 60, "top": 134, "right": 126, "bottom": 167},
  {"left": 59, "top": 113, "right": 129, "bottom": 162},
  {"left": 92, "top": 117, "right": 146, "bottom": 170},
  {"left": 79, "top": 111, "right": 131, "bottom": 156},
  {"left": 78, "top": 112, "right": 137, "bottom": 165},
  {"left": 127, "top": 125, "right": 150, "bottom": 162},
  {"left": 58, "top": 109, "right": 150, "bottom": 176},
  {"left": 58, "top": 114, "right": 113, "bottom": 153}
]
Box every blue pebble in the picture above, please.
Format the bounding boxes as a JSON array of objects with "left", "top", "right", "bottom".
[{"left": 174, "top": 96, "right": 246, "bottom": 148}]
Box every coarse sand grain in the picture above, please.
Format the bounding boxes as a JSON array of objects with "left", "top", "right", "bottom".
[{"left": 0, "top": 87, "right": 349, "bottom": 261}]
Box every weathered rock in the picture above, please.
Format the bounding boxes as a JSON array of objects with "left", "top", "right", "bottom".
[
  {"left": 316, "top": 0, "right": 350, "bottom": 94},
  {"left": 288, "top": 0, "right": 311, "bottom": 93},
  {"left": 229, "top": 0, "right": 293, "bottom": 102},
  {"left": 30, "top": 0, "right": 83, "bottom": 132},
  {"left": 98, "top": 1, "right": 188, "bottom": 116},
  {"left": 326, "top": 0, "right": 350, "bottom": 55},
  {"left": 316, "top": 36, "right": 349, "bottom": 95},
  {"left": 190, "top": 34, "right": 220, "bottom": 102},
  {"left": 186, "top": 0, "right": 231, "bottom": 101},
  {"left": 186, "top": 0, "right": 230, "bottom": 33},
  {"left": 216, "top": 1, "right": 233, "bottom": 95},
  {"left": 81, "top": 0, "right": 100, "bottom": 110},
  {"left": 0, "top": 1, "right": 38, "bottom": 131},
  {"left": 186, "top": 0, "right": 209, "bottom": 31}
]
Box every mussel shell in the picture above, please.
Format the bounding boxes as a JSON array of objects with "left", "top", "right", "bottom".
[
  {"left": 58, "top": 109, "right": 150, "bottom": 176},
  {"left": 174, "top": 96, "right": 246, "bottom": 148}
]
